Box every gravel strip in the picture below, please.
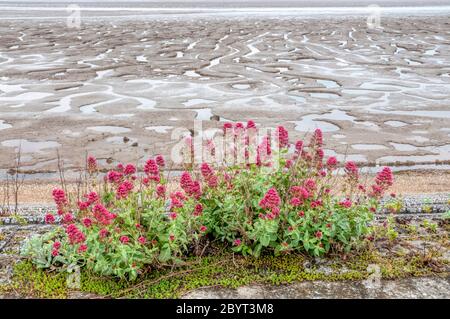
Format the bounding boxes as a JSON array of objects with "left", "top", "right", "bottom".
[{"left": 0, "top": 193, "right": 448, "bottom": 226}]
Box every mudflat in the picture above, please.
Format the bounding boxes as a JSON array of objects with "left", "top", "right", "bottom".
[{"left": 0, "top": 14, "right": 449, "bottom": 173}]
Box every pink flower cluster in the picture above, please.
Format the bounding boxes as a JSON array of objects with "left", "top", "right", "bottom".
[
  {"left": 93, "top": 203, "right": 116, "bottom": 226},
  {"left": 180, "top": 171, "right": 202, "bottom": 199},
  {"left": 52, "top": 241, "right": 61, "bottom": 257},
  {"left": 339, "top": 199, "right": 353, "bottom": 208},
  {"left": 370, "top": 167, "right": 394, "bottom": 198},
  {"left": 120, "top": 235, "right": 129, "bottom": 244},
  {"left": 52, "top": 189, "right": 67, "bottom": 209},
  {"left": 143, "top": 156, "right": 164, "bottom": 184},
  {"left": 156, "top": 184, "right": 166, "bottom": 198},
  {"left": 345, "top": 161, "right": 359, "bottom": 181},
  {"left": 66, "top": 224, "right": 86, "bottom": 245},
  {"left": 276, "top": 126, "right": 289, "bottom": 148},
  {"left": 45, "top": 213, "right": 55, "bottom": 224},
  {"left": 291, "top": 186, "right": 310, "bottom": 200},
  {"left": 116, "top": 180, "right": 134, "bottom": 199},
  {"left": 107, "top": 163, "right": 138, "bottom": 185},
  {"left": 78, "top": 191, "right": 100, "bottom": 211},
  {"left": 326, "top": 156, "right": 338, "bottom": 170},
  {"left": 310, "top": 128, "right": 323, "bottom": 147},
  {"left": 200, "top": 162, "right": 218, "bottom": 188},
  {"left": 169, "top": 191, "right": 187, "bottom": 209},
  {"left": 87, "top": 156, "right": 97, "bottom": 174},
  {"left": 259, "top": 188, "right": 281, "bottom": 219}
]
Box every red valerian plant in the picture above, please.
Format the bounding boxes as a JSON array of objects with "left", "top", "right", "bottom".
[
  {"left": 198, "top": 122, "right": 394, "bottom": 257},
  {"left": 22, "top": 121, "right": 394, "bottom": 280}
]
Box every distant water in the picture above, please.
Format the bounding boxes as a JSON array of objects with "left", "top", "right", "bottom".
[
  {"left": 1, "top": 1, "right": 450, "bottom": 18},
  {"left": 1, "top": 1, "right": 450, "bottom": 8}
]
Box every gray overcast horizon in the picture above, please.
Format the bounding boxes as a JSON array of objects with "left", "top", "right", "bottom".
[{"left": 1, "top": 0, "right": 450, "bottom": 4}]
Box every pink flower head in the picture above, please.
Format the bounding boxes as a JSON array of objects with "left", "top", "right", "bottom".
[
  {"left": 345, "top": 161, "right": 359, "bottom": 180},
  {"left": 316, "top": 148, "right": 324, "bottom": 160},
  {"left": 259, "top": 188, "right": 281, "bottom": 210},
  {"left": 235, "top": 122, "right": 245, "bottom": 134},
  {"left": 148, "top": 174, "right": 160, "bottom": 183},
  {"left": 190, "top": 181, "right": 202, "bottom": 199},
  {"left": 78, "top": 201, "right": 89, "bottom": 211},
  {"left": 45, "top": 213, "right": 55, "bottom": 224},
  {"left": 290, "top": 197, "right": 302, "bottom": 207},
  {"left": 155, "top": 155, "right": 165, "bottom": 168},
  {"left": 52, "top": 188, "right": 67, "bottom": 208},
  {"left": 180, "top": 172, "right": 201, "bottom": 198},
  {"left": 200, "top": 162, "right": 214, "bottom": 179},
  {"left": 233, "top": 239, "right": 242, "bottom": 246},
  {"left": 295, "top": 140, "right": 304, "bottom": 153},
  {"left": 310, "top": 201, "right": 319, "bottom": 209},
  {"left": 271, "top": 206, "right": 280, "bottom": 216},
  {"left": 156, "top": 184, "right": 166, "bottom": 198},
  {"left": 78, "top": 244, "right": 88, "bottom": 253},
  {"left": 138, "top": 236, "right": 146, "bottom": 244},
  {"left": 180, "top": 171, "right": 193, "bottom": 192},
  {"left": 66, "top": 224, "right": 86, "bottom": 245},
  {"left": 53, "top": 241, "right": 61, "bottom": 250},
  {"left": 311, "top": 129, "right": 323, "bottom": 147},
  {"left": 169, "top": 212, "right": 177, "bottom": 220},
  {"left": 200, "top": 225, "right": 207, "bottom": 233},
  {"left": 194, "top": 204, "right": 203, "bottom": 216},
  {"left": 116, "top": 163, "right": 125, "bottom": 172},
  {"left": 370, "top": 184, "right": 383, "bottom": 198},
  {"left": 304, "top": 178, "right": 317, "bottom": 192},
  {"left": 52, "top": 249, "right": 59, "bottom": 257},
  {"left": 86, "top": 191, "right": 99, "bottom": 205},
  {"left": 291, "top": 186, "right": 310, "bottom": 199},
  {"left": 207, "top": 175, "right": 218, "bottom": 188},
  {"left": 276, "top": 126, "right": 289, "bottom": 148},
  {"left": 120, "top": 235, "right": 130, "bottom": 244},
  {"left": 246, "top": 120, "right": 256, "bottom": 129},
  {"left": 144, "top": 158, "right": 159, "bottom": 176},
  {"left": 375, "top": 167, "right": 394, "bottom": 189},
  {"left": 261, "top": 135, "right": 272, "bottom": 155},
  {"left": 339, "top": 199, "right": 352, "bottom": 208},
  {"left": 107, "top": 170, "right": 123, "bottom": 184},
  {"left": 99, "top": 228, "right": 109, "bottom": 239},
  {"left": 93, "top": 204, "right": 116, "bottom": 226},
  {"left": 82, "top": 217, "right": 92, "bottom": 228},
  {"left": 223, "top": 122, "right": 233, "bottom": 133},
  {"left": 87, "top": 156, "right": 97, "bottom": 174},
  {"left": 170, "top": 196, "right": 184, "bottom": 209},
  {"left": 315, "top": 231, "right": 323, "bottom": 239},
  {"left": 326, "top": 156, "right": 338, "bottom": 169},
  {"left": 62, "top": 213, "right": 74, "bottom": 224},
  {"left": 124, "top": 163, "right": 136, "bottom": 176},
  {"left": 285, "top": 159, "right": 293, "bottom": 169},
  {"left": 116, "top": 180, "right": 134, "bottom": 199},
  {"left": 169, "top": 234, "right": 175, "bottom": 241}
]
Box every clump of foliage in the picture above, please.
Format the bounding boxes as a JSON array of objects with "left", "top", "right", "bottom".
[{"left": 21, "top": 121, "right": 394, "bottom": 280}]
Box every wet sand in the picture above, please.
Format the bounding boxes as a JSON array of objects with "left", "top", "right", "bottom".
[{"left": 0, "top": 14, "right": 450, "bottom": 174}]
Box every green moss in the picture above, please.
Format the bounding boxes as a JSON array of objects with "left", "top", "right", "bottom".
[
  {"left": 5, "top": 241, "right": 446, "bottom": 299},
  {"left": 7, "top": 262, "right": 68, "bottom": 298}
]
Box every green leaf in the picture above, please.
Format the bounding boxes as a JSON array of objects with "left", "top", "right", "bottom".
[{"left": 159, "top": 246, "right": 171, "bottom": 262}]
